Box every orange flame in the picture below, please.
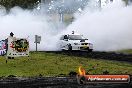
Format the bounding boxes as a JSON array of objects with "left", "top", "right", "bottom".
[{"left": 78, "top": 66, "right": 86, "bottom": 76}]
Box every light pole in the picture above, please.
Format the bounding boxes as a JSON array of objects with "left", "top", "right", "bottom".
[
  {"left": 99, "top": 0, "right": 101, "bottom": 8},
  {"left": 59, "top": 9, "right": 64, "bottom": 23},
  {"left": 59, "top": 0, "right": 64, "bottom": 23}
]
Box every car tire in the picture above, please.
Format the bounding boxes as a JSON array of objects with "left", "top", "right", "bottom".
[
  {"left": 62, "top": 49, "right": 65, "bottom": 51},
  {"left": 88, "top": 49, "right": 93, "bottom": 52},
  {"left": 68, "top": 44, "right": 72, "bottom": 51}
]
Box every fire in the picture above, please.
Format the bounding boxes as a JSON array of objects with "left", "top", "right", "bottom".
[{"left": 78, "top": 66, "right": 86, "bottom": 76}]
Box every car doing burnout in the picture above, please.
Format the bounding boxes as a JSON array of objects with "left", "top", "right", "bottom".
[{"left": 60, "top": 32, "right": 93, "bottom": 51}]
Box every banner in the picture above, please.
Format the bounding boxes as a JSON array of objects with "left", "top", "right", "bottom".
[
  {"left": 0, "top": 40, "right": 6, "bottom": 55},
  {"left": 7, "top": 36, "right": 29, "bottom": 57}
]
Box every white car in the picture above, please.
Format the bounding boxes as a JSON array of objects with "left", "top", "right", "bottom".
[{"left": 60, "top": 32, "right": 93, "bottom": 51}]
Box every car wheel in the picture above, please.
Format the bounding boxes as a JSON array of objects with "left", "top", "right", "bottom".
[
  {"left": 62, "top": 49, "right": 65, "bottom": 51},
  {"left": 88, "top": 49, "right": 93, "bottom": 52},
  {"left": 68, "top": 44, "right": 72, "bottom": 51}
]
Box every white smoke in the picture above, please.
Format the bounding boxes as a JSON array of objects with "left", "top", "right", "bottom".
[
  {"left": 0, "top": 0, "right": 89, "bottom": 51},
  {"left": 0, "top": 7, "right": 62, "bottom": 51},
  {"left": 64, "top": 0, "right": 132, "bottom": 51},
  {"left": 0, "top": 0, "right": 131, "bottom": 51}
]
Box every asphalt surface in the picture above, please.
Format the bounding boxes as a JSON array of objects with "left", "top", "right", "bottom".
[{"left": 0, "top": 76, "right": 131, "bottom": 88}]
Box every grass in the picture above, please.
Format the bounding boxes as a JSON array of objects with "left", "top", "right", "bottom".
[
  {"left": 0, "top": 52, "right": 131, "bottom": 77},
  {"left": 116, "top": 49, "right": 132, "bottom": 54}
]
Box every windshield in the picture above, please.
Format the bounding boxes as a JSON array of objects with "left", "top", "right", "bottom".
[{"left": 68, "top": 35, "right": 86, "bottom": 40}]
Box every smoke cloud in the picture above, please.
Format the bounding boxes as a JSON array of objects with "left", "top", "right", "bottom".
[
  {"left": 64, "top": 0, "right": 132, "bottom": 51},
  {"left": 0, "top": 6, "right": 62, "bottom": 51},
  {"left": 0, "top": 0, "right": 132, "bottom": 51}
]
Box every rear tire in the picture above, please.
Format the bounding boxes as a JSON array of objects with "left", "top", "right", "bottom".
[
  {"left": 62, "top": 49, "right": 65, "bottom": 51},
  {"left": 68, "top": 44, "right": 72, "bottom": 51},
  {"left": 88, "top": 49, "right": 93, "bottom": 52}
]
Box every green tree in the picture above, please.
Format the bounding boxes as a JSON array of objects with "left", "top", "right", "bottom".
[
  {"left": 0, "top": 0, "right": 40, "bottom": 10},
  {"left": 122, "top": 0, "right": 128, "bottom": 5}
]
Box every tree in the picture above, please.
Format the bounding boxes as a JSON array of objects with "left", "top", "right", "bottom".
[
  {"left": 122, "top": 0, "right": 128, "bottom": 5},
  {"left": 0, "top": 0, "right": 40, "bottom": 10}
]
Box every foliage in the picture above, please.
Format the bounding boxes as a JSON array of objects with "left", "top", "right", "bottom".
[
  {"left": 0, "top": 0, "right": 130, "bottom": 10},
  {"left": 0, "top": 0, "right": 40, "bottom": 10},
  {"left": 123, "top": 0, "right": 128, "bottom": 5}
]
